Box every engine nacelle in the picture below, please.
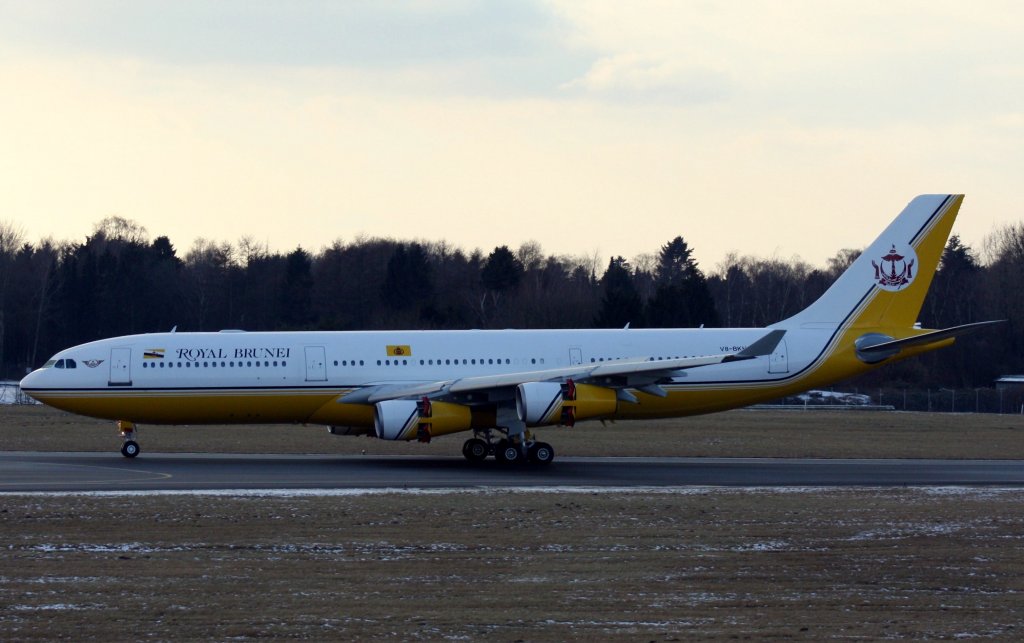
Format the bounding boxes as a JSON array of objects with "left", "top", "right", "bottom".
[
  {"left": 374, "top": 400, "right": 420, "bottom": 440},
  {"left": 516, "top": 380, "right": 617, "bottom": 427},
  {"left": 374, "top": 398, "right": 474, "bottom": 441},
  {"left": 516, "top": 382, "right": 564, "bottom": 426}
]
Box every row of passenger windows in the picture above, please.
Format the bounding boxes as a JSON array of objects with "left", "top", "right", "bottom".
[
  {"left": 328, "top": 358, "right": 547, "bottom": 367},
  {"left": 589, "top": 356, "right": 692, "bottom": 362},
  {"left": 142, "top": 360, "right": 287, "bottom": 369},
  {"left": 375, "top": 358, "right": 541, "bottom": 367}
]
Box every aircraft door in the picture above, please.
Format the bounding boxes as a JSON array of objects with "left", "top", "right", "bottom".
[
  {"left": 569, "top": 347, "right": 583, "bottom": 365},
  {"left": 304, "top": 346, "right": 327, "bottom": 381},
  {"left": 109, "top": 347, "right": 132, "bottom": 386},
  {"left": 768, "top": 339, "right": 789, "bottom": 374}
]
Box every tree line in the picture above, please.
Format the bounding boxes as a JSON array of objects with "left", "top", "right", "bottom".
[{"left": 1, "top": 216, "right": 1022, "bottom": 394}]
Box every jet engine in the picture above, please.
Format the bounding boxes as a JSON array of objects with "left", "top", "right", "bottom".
[
  {"left": 373, "top": 398, "right": 474, "bottom": 441},
  {"left": 516, "top": 379, "right": 617, "bottom": 427},
  {"left": 374, "top": 400, "right": 420, "bottom": 440}
]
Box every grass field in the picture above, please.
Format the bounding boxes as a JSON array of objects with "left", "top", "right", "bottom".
[
  {"left": 3, "top": 404, "right": 1024, "bottom": 459},
  {"left": 2, "top": 489, "right": 1024, "bottom": 640},
  {"left": 3, "top": 406, "right": 1024, "bottom": 640}
]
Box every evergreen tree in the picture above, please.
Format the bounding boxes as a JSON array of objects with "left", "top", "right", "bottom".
[
  {"left": 280, "top": 247, "right": 314, "bottom": 328},
  {"left": 594, "top": 256, "right": 643, "bottom": 328},
  {"left": 646, "top": 236, "right": 719, "bottom": 328},
  {"left": 481, "top": 245, "right": 523, "bottom": 293},
  {"left": 382, "top": 243, "right": 434, "bottom": 311}
]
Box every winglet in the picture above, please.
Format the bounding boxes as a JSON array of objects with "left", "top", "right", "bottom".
[{"left": 722, "top": 329, "right": 786, "bottom": 363}]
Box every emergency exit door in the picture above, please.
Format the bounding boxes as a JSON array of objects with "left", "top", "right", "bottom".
[
  {"left": 304, "top": 346, "right": 327, "bottom": 381},
  {"left": 768, "top": 339, "right": 789, "bottom": 374},
  {"left": 109, "top": 347, "right": 132, "bottom": 386}
]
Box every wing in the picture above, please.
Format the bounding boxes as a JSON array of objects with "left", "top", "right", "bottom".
[{"left": 344, "top": 329, "right": 786, "bottom": 404}]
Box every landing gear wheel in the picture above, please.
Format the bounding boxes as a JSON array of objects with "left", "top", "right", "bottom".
[
  {"left": 495, "top": 440, "right": 522, "bottom": 465},
  {"left": 528, "top": 441, "right": 554, "bottom": 465},
  {"left": 121, "top": 440, "right": 140, "bottom": 458},
  {"left": 462, "top": 438, "right": 489, "bottom": 463}
]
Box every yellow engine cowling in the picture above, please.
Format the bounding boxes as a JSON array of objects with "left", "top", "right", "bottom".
[
  {"left": 420, "top": 401, "right": 473, "bottom": 438},
  {"left": 516, "top": 380, "right": 617, "bottom": 427}
]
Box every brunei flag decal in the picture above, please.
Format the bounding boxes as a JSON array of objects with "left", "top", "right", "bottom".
[
  {"left": 144, "top": 348, "right": 166, "bottom": 360},
  {"left": 386, "top": 345, "right": 412, "bottom": 357}
]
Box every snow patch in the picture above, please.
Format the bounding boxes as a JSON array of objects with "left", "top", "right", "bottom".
[{"left": 2, "top": 485, "right": 1023, "bottom": 499}]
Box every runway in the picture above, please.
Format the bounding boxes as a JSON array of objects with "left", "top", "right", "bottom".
[{"left": 2, "top": 451, "right": 1024, "bottom": 492}]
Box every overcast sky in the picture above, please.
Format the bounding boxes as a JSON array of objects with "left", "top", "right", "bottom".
[{"left": 1, "top": 1, "right": 1021, "bottom": 269}]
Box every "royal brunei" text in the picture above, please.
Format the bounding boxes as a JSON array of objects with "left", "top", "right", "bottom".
[{"left": 174, "top": 347, "right": 291, "bottom": 362}]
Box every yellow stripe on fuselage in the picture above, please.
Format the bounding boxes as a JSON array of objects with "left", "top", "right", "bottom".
[{"left": 30, "top": 388, "right": 373, "bottom": 426}]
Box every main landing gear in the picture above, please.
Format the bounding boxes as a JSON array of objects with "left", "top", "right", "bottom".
[
  {"left": 462, "top": 428, "right": 554, "bottom": 466},
  {"left": 118, "top": 420, "right": 140, "bottom": 458}
]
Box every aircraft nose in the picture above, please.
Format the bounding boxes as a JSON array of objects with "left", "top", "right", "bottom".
[{"left": 19, "top": 369, "right": 42, "bottom": 395}]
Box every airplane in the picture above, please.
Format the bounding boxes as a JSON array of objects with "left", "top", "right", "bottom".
[{"left": 20, "top": 194, "right": 1001, "bottom": 465}]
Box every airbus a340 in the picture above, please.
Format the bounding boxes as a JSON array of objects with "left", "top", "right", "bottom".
[{"left": 20, "top": 195, "right": 999, "bottom": 464}]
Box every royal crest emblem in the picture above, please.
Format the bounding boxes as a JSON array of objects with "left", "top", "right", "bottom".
[
  {"left": 82, "top": 359, "right": 104, "bottom": 368},
  {"left": 871, "top": 243, "right": 917, "bottom": 291}
]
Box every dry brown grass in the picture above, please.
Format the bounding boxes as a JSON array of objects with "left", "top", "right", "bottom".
[
  {"left": 3, "top": 404, "right": 1024, "bottom": 459},
  {"left": 1, "top": 489, "right": 1023, "bottom": 640}
]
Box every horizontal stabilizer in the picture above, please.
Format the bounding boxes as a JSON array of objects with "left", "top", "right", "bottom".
[{"left": 858, "top": 320, "right": 1005, "bottom": 358}]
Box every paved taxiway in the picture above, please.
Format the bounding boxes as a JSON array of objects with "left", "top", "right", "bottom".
[{"left": 2, "top": 452, "right": 1024, "bottom": 492}]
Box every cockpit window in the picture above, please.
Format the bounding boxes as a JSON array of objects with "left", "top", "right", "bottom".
[
  {"left": 43, "top": 359, "right": 57, "bottom": 368},
  {"left": 65, "top": 359, "right": 77, "bottom": 369},
  {"left": 55, "top": 360, "right": 65, "bottom": 369}
]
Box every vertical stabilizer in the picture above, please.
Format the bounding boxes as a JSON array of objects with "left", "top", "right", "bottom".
[{"left": 780, "top": 195, "right": 963, "bottom": 329}]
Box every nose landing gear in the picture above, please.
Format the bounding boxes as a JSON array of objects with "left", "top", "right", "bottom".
[{"left": 118, "top": 420, "right": 140, "bottom": 458}]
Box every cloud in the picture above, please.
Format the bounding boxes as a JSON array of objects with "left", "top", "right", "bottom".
[
  {"left": 0, "top": 1, "right": 594, "bottom": 97},
  {"left": 562, "top": 53, "right": 730, "bottom": 103}
]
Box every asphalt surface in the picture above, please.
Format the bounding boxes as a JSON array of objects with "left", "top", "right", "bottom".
[{"left": 2, "top": 452, "right": 1024, "bottom": 492}]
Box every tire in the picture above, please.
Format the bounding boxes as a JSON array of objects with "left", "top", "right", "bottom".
[
  {"left": 495, "top": 441, "right": 522, "bottom": 465},
  {"left": 121, "top": 441, "right": 140, "bottom": 458},
  {"left": 528, "top": 442, "right": 554, "bottom": 466},
  {"left": 463, "top": 438, "right": 489, "bottom": 462}
]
